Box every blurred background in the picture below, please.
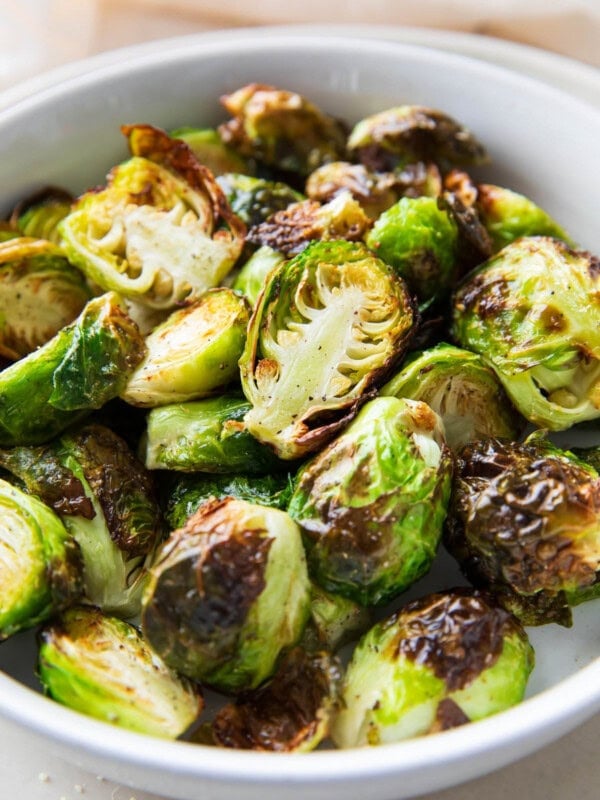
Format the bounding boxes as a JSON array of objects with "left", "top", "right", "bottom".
[{"left": 1, "top": 0, "right": 598, "bottom": 93}]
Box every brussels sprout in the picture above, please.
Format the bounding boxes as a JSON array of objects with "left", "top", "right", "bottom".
[
  {"left": 246, "top": 192, "right": 371, "bottom": 256},
  {"left": 59, "top": 124, "right": 246, "bottom": 309},
  {"left": 39, "top": 607, "right": 202, "bottom": 737},
  {"left": 240, "top": 240, "right": 416, "bottom": 460},
  {"left": 10, "top": 186, "right": 73, "bottom": 244},
  {"left": 143, "top": 395, "right": 283, "bottom": 474},
  {"left": 452, "top": 237, "right": 600, "bottom": 429},
  {"left": 331, "top": 590, "right": 534, "bottom": 748},
  {"left": 122, "top": 288, "right": 250, "bottom": 407},
  {"left": 0, "top": 292, "right": 145, "bottom": 446},
  {"left": 289, "top": 397, "right": 452, "bottom": 606},
  {"left": 219, "top": 83, "right": 347, "bottom": 175},
  {"left": 0, "top": 237, "right": 92, "bottom": 360},
  {"left": 303, "top": 584, "right": 371, "bottom": 653},
  {"left": 170, "top": 127, "right": 250, "bottom": 175},
  {"left": 212, "top": 647, "right": 341, "bottom": 751},
  {"left": 305, "top": 161, "right": 442, "bottom": 219},
  {"left": 348, "top": 106, "right": 488, "bottom": 172},
  {"left": 0, "top": 223, "right": 20, "bottom": 242},
  {"left": 162, "top": 471, "right": 294, "bottom": 530},
  {"left": 0, "top": 424, "right": 164, "bottom": 617},
  {"left": 216, "top": 173, "right": 303, "bottom": 227},
  {"left": 232, "top": 245, "right": 286, "bottom": 306},
  {"left": 141, "top": 497, "right": 311, "bottom": 692},
  {"left": 365, "top": 196, "right": 459, "bottom": 304},
  {"left": 0, "top": 478, "right": 82, "bottom": 639},
  {"left": 445, "top": 435, "right": 600, "bottom": 626},
  {"left": 381, "top": 343, "right": 524, "bottom": 450}
]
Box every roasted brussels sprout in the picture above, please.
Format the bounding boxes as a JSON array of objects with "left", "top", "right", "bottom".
[
  {"left": 141, "top": 497, "right": 311, "bottom": 692},
  {"left": 240, "top": 240, "right": 416, "bottom": 460},
  {"left": 0, "top": 423, "right": 164, "bottom": 617},
  {"left": 289, "top": 397, "right": 452, "bottom": 605},
  {"left": 304, "top": 584, "right": 371, "bottom": 653},
  {"left": 212, "top": 647, "right": 341, "bottom": 751},
  {"left": 381, "top": 343, "right": 524, "bottom": 450},
  {"left": 162, "top": 471, "right": 294, "bottom": 530},
  {"left": 0, "top": 478, "right": 82, "bottom": 639},
  {"left": 219, "top": 83, "right": 347, "bottom": 175},
  {"left": 0, "top": 292, "right": 145, "bottom": 446},
  {"left": 122, "top": 288, "right": 249, "bottom": 407},
  {"left": 365, "top": 196, "right": 459, "bottom": 304},
  {"left": 445, "top": 435, "right": 600, "bottom": 626},
  {"left": 452, "top": 237, "right": 600, "bottom": 429},
  {"left": 348, "top": 106, "right": 488, "bottom": 172},
  {"left": 10, "top": 186, "right": 73, "bottom": 244},
  {"left": 170, "top": 127, "right": 250, "bottom": 175},
  {"left": 0, "top": 236, "right": 91, "bottom": 360},
  {"left": 232, "top": 245, "right": 286, "bottom": 306},
  {"left": 216, "top": 173, "right": 303, "bottom": 227},
  {"left": 331, "top": 590, "right": 534, "bottom": 748},
  {"left": 143, "top": 395, "right": 283, "bottom": 473},
  {"left": 39, "top": 607, "right": 202, "bottom": 737},
  {"left": 59, "top": 124, "right": 245, "bottom": 309}
]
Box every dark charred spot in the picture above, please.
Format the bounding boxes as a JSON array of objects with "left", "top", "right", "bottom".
[
  {"left": 430, "top": 698, "right": 470, "bottom": 732},
  {"left": 539, "top": 304, "right": 567, "bottom": 333}
]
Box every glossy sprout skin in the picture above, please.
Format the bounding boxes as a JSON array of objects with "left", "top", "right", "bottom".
[
  {"left": 0, "top": 478, "right": 82, "bottom": 640},
  {"left": 216, "top": 173, "right": 303, "bottom": 227},
  {"left": 170, "top": 127, "right": 249, "bottom": 176},
  {"left": 452, "top": 237, "right": 600, "bottom": 430},
  {"left": 38, "top": 607, "right": 203, "bottom": 738},
  {"left": 445, "top": 435, "right": 600, "bottom": 626},
  {"left": 232, "top": 246, "right": 286, "bottom": 307},
  {"left": 240, "top": 240, "right": 416, "bottom": 461},
  {"left": 141, "top": 497, "right": 311, "bottom": 693},
  {"left": 288, "top": 397, "right": 453, "bottom": 606},
  {"left": 303, "top": 583, "right": 372, "bottom": 653},
  {"left": 381, "top": 343, "right": 524, "bottom": 451},
  {"left": 0, "top": 237, "right": 91, "bottom": 360},
  {"left": 331, "top": 590, "right": 534, "bottom": 748},
  {"left": 0, "top": 292, "right": 145, "bottom": 447},
  {"left": 122, "top": 288, "right": 250, "bottom": 408},
  {"left": 59, "top": 125, "right": 246, "bottom": 310}
]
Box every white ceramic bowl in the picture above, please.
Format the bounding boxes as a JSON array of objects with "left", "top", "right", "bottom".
[{"left": 0, "top": 31, "right": 599, "bottom": 800}]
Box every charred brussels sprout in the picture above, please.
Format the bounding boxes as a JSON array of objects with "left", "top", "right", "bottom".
[
  {"left": 170, "top": 127, "right": 250, "bottom": 176},
  {"left": 289, "top": 397, "right": 453, "bottom": 606},
  {"left": 232, "top": 246, "right": 286, "bottom": 307},
  {"left": 10, "top": 186, "right": 73, "bottom": 244},
  {"left": 122, "top": 288, "right": 249, "bottom": 407},
  {"left": 452, "top": 237, "right": 600, "bottom": 429},
  {"left": 212, "top": 647, "right": 341, "bottom": 751},
  {"left": 0, "top": 478, "right": 82, "bottom": 639},
  {"left": 59, "top": 124, "right": 245, "bottom": 309},
  {"left": 216, "top": 173, "right": 303, "bottom": 227},
  {"left": 219, "top": 83, "right": 347, "bottom": 175},
  {"left": 39, "top": 607, "right": 202, "bottom": 737},
  {"left": 0, "top": 424, "right": 164, "bottom": 617},
  {"left": 240, "top": 240, "right": 416, "bottom": 460},
  {"left": 0, "top": 237, "right": 91, "bottom": 360},
  {"left": 446, "top": 435, "right": 600, "bottom": 626},
  {"left": 381, "top": 343, "right": 524, "bottom": 450},
  {"left": 143, "top": 395, "right": 283, "bottom": 474},
  {"left": 365, "top": 196, "right": 459, "bottom": 304},
  {"left": 141, "top": 497, "right": 311, "bottom": 692},
  {"left": 0, "top": 292, "right": 145, "bottom": 446},
  {"left": 331, "top": 590, "right": 534, "bottom": 748},
  {"left": 348, "top": 106, "right": 488, "bottom": 172}
]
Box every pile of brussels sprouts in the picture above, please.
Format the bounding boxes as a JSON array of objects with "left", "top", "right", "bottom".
[{"left": 1, "top": 82, "right": 599, "bottom": 751}]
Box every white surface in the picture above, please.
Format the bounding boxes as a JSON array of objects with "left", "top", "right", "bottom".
[{"left": 0, "top": 26, "right": 599, "bottom": 800}]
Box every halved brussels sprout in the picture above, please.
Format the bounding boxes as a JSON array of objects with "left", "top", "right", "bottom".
[
  {"left": 240, "top": 240, "right": 416, "bottom": 460},
  {"left": 0, "top": 478, "right": 82, "bottom": 639},
  {"left": 141, "top": 497, "right": 311, "bottom": 692},
  {"left": 212, "top": 647, "right": 341, "bottom": 751},
  {"left": 331, "top": 589, "right": 534, "bottom": 748},
  {"left": 381, "top": 343, "right": 524, "bottom": 450},
  {"left": 303, "top": 583, "right": 371, "bottom": 653},
  {"left": 348, "top": 106, "right": 488, "bottom": 172},
  {"left": 232, "top": 245, "right": 286, "bottom": 307},
  {"left": 39, "top": 607, "right": 202, "bottom": 738},
  {"left": 452, "top": 236, "right": 600, "bottom": 429},
  {"left": 219, "top": 83, "right": 347, "bottom": 175},
  {"left": 170, "top": 127, "right": 250, "bottom": 175},
  {"left": 122, "top": 288, "right": 250, "bottom": 407},
  {"left": 10, "top": 186, "right": 73, "bottom": 244},
  {"left": 59, "top": 124, "right": 246, "bottom": 309},
  {"left": 216, "top": 173, "right": 304, "bottom": 227},
  {"left": 365, "top": 196, "right": 459, "bottom": 304},
  {"left": 0, "top": 236, "right": 91, "bottom": 360},
  {"left": 0, "top": 423, "right": 164, "bottom": 617},
  {"left": 288, "top": 397, "right": 452, "bottom": 606},
  {"left": 446, "top": 435, "right": 600, "bottom": 626},
  {"left": 143, "top": 395, "right": 283, "bottom": 474},
  {"left": 0, "top": 292, "right": 145, "bottom": 446}
]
